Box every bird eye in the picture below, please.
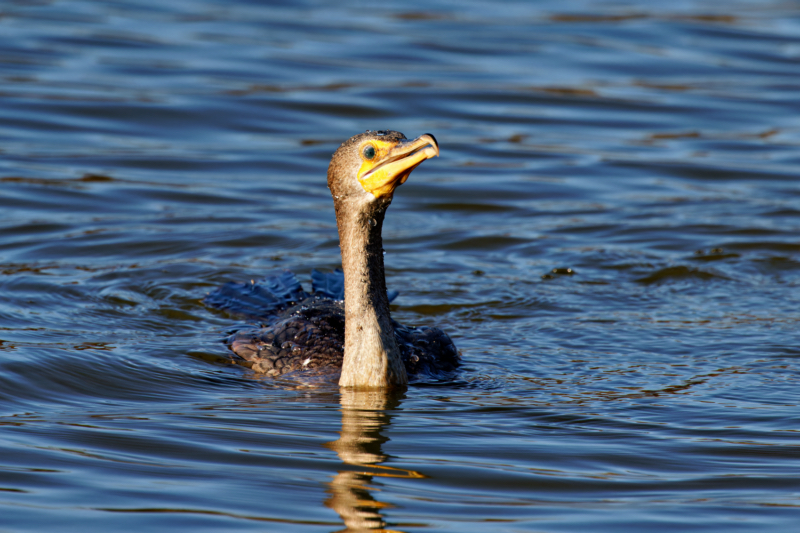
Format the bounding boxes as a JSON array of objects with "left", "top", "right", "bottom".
[{"left": 362, "top": 145, "right": 376, "bottom": 160}]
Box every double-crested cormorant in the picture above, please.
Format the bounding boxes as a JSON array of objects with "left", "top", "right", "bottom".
[{"left": 205, "top": 131, "right": 459, "bottom": 387}]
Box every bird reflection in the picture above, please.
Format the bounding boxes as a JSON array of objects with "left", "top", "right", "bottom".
[{"left": 324, "top": 389, "right": 423, "bottom": 532}]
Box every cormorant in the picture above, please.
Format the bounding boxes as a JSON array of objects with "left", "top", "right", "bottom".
[{"left": 205, "top": 131, "right": 459, "bottom": 387}]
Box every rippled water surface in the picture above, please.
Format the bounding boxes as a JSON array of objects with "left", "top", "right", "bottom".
[{"left": 2, "top": 0, "right": 800, "bottom": 531}]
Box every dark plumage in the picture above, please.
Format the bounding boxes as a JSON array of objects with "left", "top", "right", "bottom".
[
  {"left": 205, "top": 130, "right": 459, "bottom": 387},
  {"left": 205, "top": 270, "right": 459, "bottom": 378}
]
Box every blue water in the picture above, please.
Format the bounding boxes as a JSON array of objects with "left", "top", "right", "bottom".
[{"left": 1, "top": 0, "right": 799, "bottom": 531}]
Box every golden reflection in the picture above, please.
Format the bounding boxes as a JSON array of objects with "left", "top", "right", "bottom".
[{"left": 324, "top": 389, "right": 423, "bottom": 533}]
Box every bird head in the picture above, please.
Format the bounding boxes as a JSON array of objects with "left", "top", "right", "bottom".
[{"left": 327, "top": 130, "right": 439, "bottom": 202}]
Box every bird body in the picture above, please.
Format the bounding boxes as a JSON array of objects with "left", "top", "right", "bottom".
[
  {"left": 205, "top": 131, "right": 459, "bottom": 387},
  {"left": 206, "top": 270, "right": 458, "bottom": 379}
]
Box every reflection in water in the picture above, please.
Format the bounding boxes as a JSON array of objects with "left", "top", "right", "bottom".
[{"left": 325, "top": 390, "right": 423, "bottom": 533}]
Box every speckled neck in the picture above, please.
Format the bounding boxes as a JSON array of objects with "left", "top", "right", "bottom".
[{"left": 334, "top": 196, "right": 408, "bottom": 388}]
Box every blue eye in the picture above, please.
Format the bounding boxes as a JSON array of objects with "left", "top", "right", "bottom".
[{"left": 363, "top": 145, "right": 376, "bottom": 160}]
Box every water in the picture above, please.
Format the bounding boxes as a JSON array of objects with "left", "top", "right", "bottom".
[{"left": 2, "top": 0, "right": 800, "bottom": 530}]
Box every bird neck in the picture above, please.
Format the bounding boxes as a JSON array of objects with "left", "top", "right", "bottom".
[{"left": 335, "top": 198, "right": 408, "bottom": 388}]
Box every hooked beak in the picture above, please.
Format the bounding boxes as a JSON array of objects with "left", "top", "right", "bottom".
[{"left": 357, "top": 134, "right": 439, "bottom": 198}]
